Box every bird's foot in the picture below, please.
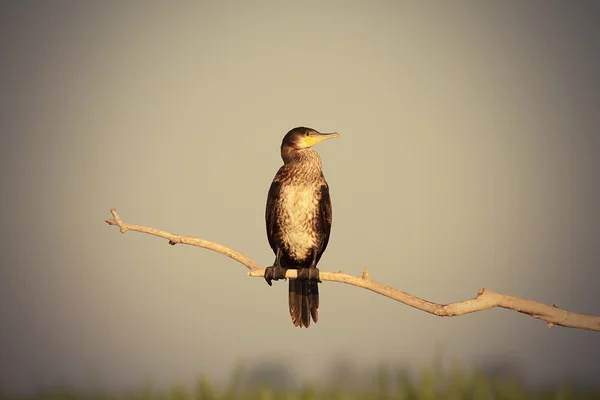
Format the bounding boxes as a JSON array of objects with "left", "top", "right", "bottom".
[
  {"left": 298, "top": 267, "right": 321, "bottom": 283},
  {"left": 264, "top": 265, "right": 288, "bottom": 286}
]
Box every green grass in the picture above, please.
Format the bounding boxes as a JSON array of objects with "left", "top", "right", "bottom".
[{"left": 2, "top": 360, "right": 599, "bottom": 400}]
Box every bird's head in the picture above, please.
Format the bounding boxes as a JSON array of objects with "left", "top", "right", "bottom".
[{"left": 281, "top": 127, "right": 340, "bottom": 150}]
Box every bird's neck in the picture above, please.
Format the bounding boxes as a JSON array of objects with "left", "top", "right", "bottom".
[{"left": 281, "top": 147, "right": 323, "bottom": 179}]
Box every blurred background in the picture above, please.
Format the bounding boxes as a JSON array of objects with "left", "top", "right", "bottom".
[{"left": 1, "top": 0, "right": 599, "bottom": 398}]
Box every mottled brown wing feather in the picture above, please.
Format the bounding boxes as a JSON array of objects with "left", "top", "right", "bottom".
[
  {"left": 316, "top": 182, "right": 332, "bottom": 264},
  {"left": 265, "top": 180, "right": 282, "bottom": 254}
]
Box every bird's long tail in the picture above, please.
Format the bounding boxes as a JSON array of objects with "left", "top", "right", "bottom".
[{"left": 288, "top": 279, "right": 319, "bottom": 328}]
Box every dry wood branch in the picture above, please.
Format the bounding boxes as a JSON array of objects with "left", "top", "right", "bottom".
[{"left": 105, "top": 208, "right": 600, "bottom": 332}]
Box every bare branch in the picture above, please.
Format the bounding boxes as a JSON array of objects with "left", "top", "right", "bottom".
[
  {"left": 105, "top": 208, "right": 261, "bottom": 272},
  {"left": 105, "top": 208, "right": 600, "bottom": 332}
]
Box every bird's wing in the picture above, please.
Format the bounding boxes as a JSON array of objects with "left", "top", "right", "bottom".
[
  {"left": 265, "top": 180, "right": 282, "bottom": 253},
  {"left": 318, "top": 182, "right": 333, "bottom": 259}
]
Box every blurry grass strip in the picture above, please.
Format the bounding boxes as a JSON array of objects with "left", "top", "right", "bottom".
[{"left": 6, "top": 358, "right": 600, "bottom": 400}]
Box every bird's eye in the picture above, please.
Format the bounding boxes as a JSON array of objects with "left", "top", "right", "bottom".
[{"left": 305, "top": 131, "right": 311, "bottom": 137}]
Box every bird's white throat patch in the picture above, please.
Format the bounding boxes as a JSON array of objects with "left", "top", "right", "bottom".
[{"left": 279, "top": 186, "right": 319, "bottom": 261}]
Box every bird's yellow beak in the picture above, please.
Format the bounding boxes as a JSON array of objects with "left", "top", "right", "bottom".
[{"left": 303, "top": 132, "right": 340, "bottom": 147}]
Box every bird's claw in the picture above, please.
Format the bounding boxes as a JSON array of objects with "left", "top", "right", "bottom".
[
  {"left": 264, "top": 268, "right": 273, "bottom": 286},
  {"left": 264, "top": 265, "right": 287, "bottom": 286},
  {"left": 298, "top": 267, "right": 321, "bottom": 283}
]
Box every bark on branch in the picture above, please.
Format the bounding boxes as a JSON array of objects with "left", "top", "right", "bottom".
[{"left": 105, "top": 208, "right": 600, "bottom": 332}]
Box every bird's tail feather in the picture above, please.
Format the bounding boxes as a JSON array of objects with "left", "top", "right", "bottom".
[{"left": 289, "top": 279, "right": 319, "bottom": 328}]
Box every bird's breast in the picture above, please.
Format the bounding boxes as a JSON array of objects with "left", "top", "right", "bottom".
[{"left": 278, "top": 185, "right": 320, "bottom": 261}]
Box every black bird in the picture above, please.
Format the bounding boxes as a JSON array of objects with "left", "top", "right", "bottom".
[{"left": 264, "top": 126, "right": 339, "bottom": 328}]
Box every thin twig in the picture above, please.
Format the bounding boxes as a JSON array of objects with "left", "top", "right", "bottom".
[{"left": 105, "top": 208, "right": 600, "bottom": 332}]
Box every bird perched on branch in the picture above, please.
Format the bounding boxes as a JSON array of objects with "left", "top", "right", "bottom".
[{"left": 264, "top": 126, "right": 339, "bottom": 328}]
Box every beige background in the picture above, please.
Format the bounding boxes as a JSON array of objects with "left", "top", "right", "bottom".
[{"left": 1, "top": 0, "right": 599, "bottom": 395}]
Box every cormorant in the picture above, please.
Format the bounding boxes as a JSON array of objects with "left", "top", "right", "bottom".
[{"left": 264, "top": 126, "right": 339, "bottom": 328}]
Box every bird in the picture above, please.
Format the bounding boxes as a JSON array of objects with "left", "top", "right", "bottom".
[{"left": 264, "top": 126, "right": 339, "bottom": 328}]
